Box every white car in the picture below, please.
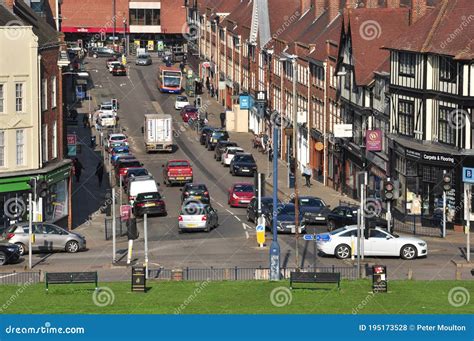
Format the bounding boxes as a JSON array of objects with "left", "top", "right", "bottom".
[
  {"left": 316, "top": 226, "right": 428, "bottom": 260},
  {"left": 98, "top": 113, "right": 116, "bottom": 128},
  {"left": 222, "top": 147, "right": 244, "bottom": 166},
  {"left": 127, "top": 175, "right": 159, "bottom": 205},
  {"left": 107, "top": 133, "right": 128, "bottom": 148},
  {"left": 175, "top": 95, "right": 190, "bottom": 110},
  {"left": 108, "top": 60, "right": 122, "bottom": 72}
]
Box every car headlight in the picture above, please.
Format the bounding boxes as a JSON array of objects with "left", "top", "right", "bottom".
[{"left": 418, "top": 242, "right": 426, "bottom": 247}]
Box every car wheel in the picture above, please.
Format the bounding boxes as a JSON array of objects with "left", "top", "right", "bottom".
[
  {"left": 400, "top": 244, "right": 417, "bottom": 260},
  {"left": 327, "top": 220, "right": 336, "bottom": 232},
  {"left": 335, "top": 244, "right": 351, "bottom": 259},
  {"left": 65, "top": 241, "right": 80, "bottom": 253},
  {"left": 178, "top": 229, "right": 183, "bottom": 234},
  {"left": 205, "top": 223, "right": 210, "bottom": 233},
  {"left": 93, "top": 53, "right": 98, "bottom": 58},
  {"left": 0, "top": 251, "right": 6, "bottom": 265},
  {"left": 15, "top": 243, "right": 26, "bottom": 256}
]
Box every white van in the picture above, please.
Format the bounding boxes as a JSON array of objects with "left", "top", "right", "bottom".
[{"left": 127, "top": 175, "right": 159, "bottom": 205}]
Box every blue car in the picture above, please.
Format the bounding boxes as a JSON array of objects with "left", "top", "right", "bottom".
[{"left": 111, "top": 152, "right": 134, "bottom": 165}]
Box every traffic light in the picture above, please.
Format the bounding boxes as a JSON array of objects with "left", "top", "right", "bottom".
[
  {"left": 442, "top": 173, "right": 452, "bottom": 192},
  {"left": 37, "top": 180, "right": 49, "bottom": 198},
  {"left": 382, "top": 180, "right": 394, "bottom": 201},
  {"left": 195, "top": 96, "right": 202, "bottom": 109}
]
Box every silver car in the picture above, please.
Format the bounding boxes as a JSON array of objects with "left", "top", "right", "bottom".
[
  {"left": 135, "top": 54, "right": 152, "bottom": 66},
  {"left": 178, "top": 202, "right": 218, "bottom": 233},
  {"left": 3, "top": 223, "right": 86, "bottom": 255}
]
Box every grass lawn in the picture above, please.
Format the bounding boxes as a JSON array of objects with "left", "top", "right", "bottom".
[{"left": 0, "top": 280, "right": 472, "bottom": 314}]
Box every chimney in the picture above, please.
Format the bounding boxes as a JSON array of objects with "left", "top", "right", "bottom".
[
  {"left": 387, "top": 0, "right": 401, "bottom": 8},
  {"left": 411, "top": 0, "right": 427, "bottom": 23},
  {"left": 300, "top": 0, "right": 312, "bottom": 14},
  {"left": 315, "top": 0, "right": 326, "bottom": 19},
  {"left": 365, "top": 0, "right": 378, "bottom": 8},
  {"left": 329, "top": 0, "right": 342, "bottom": 20},
  {"left": 4, "top": 0, "right": 15, "bottom": 10}
]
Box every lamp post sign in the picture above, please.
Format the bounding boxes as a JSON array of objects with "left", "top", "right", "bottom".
[{"left": 256, "top": 223, "right": 265, "bottom": 247}]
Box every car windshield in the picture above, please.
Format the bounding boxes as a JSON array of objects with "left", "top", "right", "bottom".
[
  {"left": 330, "top": 227, "right": 349, "bottom": 235},
  {"left": 278, "top": 205, "right": 295, "bottom": 215},
  {"left": 236, "top": 155, "right": 254, "bottom": 163},
  {"left": 120, "top": 161, "right": 141, "bottom": 168},
  {"left": 111, "top": 136, "right": 125, "bottom": 141},
  {"left": 138, "top": 55, "right": 149, "bottom": 59},
  {"left": 186, "top": 185, "right": 207, "bottom": 192},
  {"left": 234, "top": 185, "right": 254, "bottom": 193},
  {"left": 299, "top": 198, "right": 325, "bottom": 207},
  {"left": 101, "top": 105, "right": 113, "bottom": 111},
  {"left": 169, "top": 161, "right": 189, "bottom": 167},
  {"left": 181, "top": 203, "right": 208, "bottom": 215},
  {"left": 127, "top": 169, "right": 148, "bottom": 177},
  {"left": 137, "top": 192, "right": 161, "bottom": 201},
  {"left": 212, "top": 132, "right": 227, "bottom": 138},
  {"left": 177, "top": 96, "right": 188, "bottom": 102}
]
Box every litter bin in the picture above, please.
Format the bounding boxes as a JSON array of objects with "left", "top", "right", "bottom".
[
  {"left": 372, "top": 265, "right": 387, "bottom": 293},
  {"left": 289, "top": 172, "right": 295, "bottom": 189}
]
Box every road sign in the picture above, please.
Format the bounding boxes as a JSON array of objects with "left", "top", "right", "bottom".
[
  {"left": 67, "top": 134, "right": 77, "bottom": 145},
  {"left": 256, "top": 224, "right": 265, "bottom": 246},
  {"left": 120, "top": 205, "right": 132, "bottom": 221},
  {"left": 303, "top": 234, "right": 315, "bottom": 241},
  {"left": 462, "top": 167, "right": 474, "bottom": 184}
]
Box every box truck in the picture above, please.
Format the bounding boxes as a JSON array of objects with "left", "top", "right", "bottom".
[{"left": 144, "top": 114, "right": 173, "bottom": 153}]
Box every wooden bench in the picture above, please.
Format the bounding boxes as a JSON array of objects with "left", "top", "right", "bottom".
[
  {"left": 290, "top": 271, "right": 341, "bottom": 289},
  {"left": 45, "top": 272, "right": 98, "bottom": 292}
]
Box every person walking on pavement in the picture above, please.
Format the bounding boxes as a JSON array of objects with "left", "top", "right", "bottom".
[
  {"left": 95, "top": 161, "right": 104, "bottom": 187},
  {"left": 82, "top": 114, "right": 89, "bottom": 128},
  {"left": 205, "top": 77, "right": 210, "bottom": 91},
  {"left": 210, "top": 83, "right": 215, "bottom": 97},
  {"left": 220, "top": 112, "right": 226, "bottom": 128},
  {"left": 302, "top": 163, "right": 312, "bottom": 187},
  {"left": 73, "top": 157, "right": 84, "bottom": 183}
]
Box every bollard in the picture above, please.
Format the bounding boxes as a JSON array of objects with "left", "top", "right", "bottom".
[
  {"left": 455, "top": 269, "right": 462, "bottom": 280},
  {"left": 407, "top": 268, "right": 413, "bottom": 280}
]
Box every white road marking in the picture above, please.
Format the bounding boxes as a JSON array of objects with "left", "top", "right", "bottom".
[
  {"left": 226, "top": 209, "right": 233, "bottom": 215},
  {"left": 215, "top": 202, "right": 224, "bottom": 208},
  {"left": 245, "top": 231, "right": 250, "bottom": 239},
  {"left": 242, "top": 223, "right": 246, "bottom": 230}
]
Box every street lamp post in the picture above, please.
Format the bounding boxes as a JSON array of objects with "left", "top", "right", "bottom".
[
  {"left": 123, "top": 19, "right": 127, "bottom": 56},
  {"left": 291, "top": 56, "right": 300, "bottom": 270},
  {"left": 112, "top": 0, "right": 116, "bottom": 48},
  {"left": 270, "top": 122, "right": 280, "bottom": 281}
]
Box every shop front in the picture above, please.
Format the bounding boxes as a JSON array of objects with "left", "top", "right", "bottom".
[
  {"left": 342, "top": 142, "right": 364, "bottom": 199},
  {"left": 310, "top": 129, "right": 324, "bottom": 183},
  {"left": 365, "top": 151, "right": 388, "bottom": 200},
  {"left": 297, "top": 124, "right": 309, "bottom": 173}
]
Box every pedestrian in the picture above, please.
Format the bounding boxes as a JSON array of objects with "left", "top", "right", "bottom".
[
  {"left": 73, "top": 157, "right": 84, "bottom": 183},
  {"left": 82, "top": 114, "right": 89, "bottom": 128},
  {"left": 210, "top": 84, "right": 214, "bottom": 97},
  {"left": 220, "top": 112, "right": 226, "bottom": 128},
  {"left": 206, "top": 77, "right": 210, "bottom": 91},
  {"left": 302, "top": 163, "right": 312, "bottom": 187},
  {"left": 95, "top": 161, "right": 104, "bottom": 187},
  {"left": 268, "top": 144, "right": 273, "bottom": 162}
]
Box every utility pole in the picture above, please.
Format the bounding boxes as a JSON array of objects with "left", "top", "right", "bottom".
[
  {"left": 291, "top": 56, "right": 300, "bottom": 270},
  {"left": 28, "top": 193, "right": 32, "bottom": 270},
  {"left": 269, "top": 122, "right": 280, "bottom": 281},
  {"left": 465, "top": 184, "right": 471, "bottom": 262},
  {"left": 112, "top": 0, "right": 116, "bottom": 48},
  {"left": 144, "top": 213, "right": 149, "bottom": 279},
  {"left": 112, "top": 187, "right": 116, "bottom": 263}
]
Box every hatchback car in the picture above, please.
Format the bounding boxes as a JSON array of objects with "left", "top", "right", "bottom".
[
  {"left": 246, "top": 197, "right": 282, "bottom": 223},
  {"left": 123, "top": 168, "right": 150, "bottom": 189},
  {"left": 108, "top": 60, "right": 122, "bottom": 72},
  {"left": 90, "top": 47, "right": 118, "bottom": 58},
  {"left": 199, "top": 127, "right": 215, "bottom": 145},
  {"left": 206, "top": 130, "right": 229, "bottom": 150},
  {"left": 316, "top": 226, "right": 428, "bottom": 260},
  {"left": 230, "top": 153, "right": 257, "bottom": 176},
  {"left": 135, "top": 54, "right": 152, "bottom": 66},
  {"left": 175, "top": 96, "right": 190, "bottom": 110},
  {"left": 228, "top": 183, "right": 254, "bottom": 207},
  {"left": 4, "top": 223, "right": 86, "bottom": 255},
  {"left": 267, "top": 204, "right": 306, "bottom": 234},
  {"left": 290, "top": 196, "right": 331, "bottom": 224},
  {"left": 180, "top": 105, "right": 199, "bottom": 123},
  {"left": 112, "top": 64, "right": 127, "bottom": 76},
  {"left": 111, "top": 153, "right": 135, "bottom": 166},
  {"left": 214, "top": 141, "right": 238, "bottom": 161},
  {"left": 0, "top": 243, "right": 21, "bottom": 265},
  {"left": 222, "top": 147, "right": 244, "bottom": 166},
  {"left": 133, "top": 192, "right": 166, "bottom": 217},
  {"left": 115, "top": 159, "right": 143, "bottom": 183},
  {"left": 107, "top": 133, "right": 128, "bottom": 149},
  {"left": 181, "top": 183, "right": 210, "bottom": 204},
  {"left": 178, "top": 202, "right": 218, "bottom": 233}
]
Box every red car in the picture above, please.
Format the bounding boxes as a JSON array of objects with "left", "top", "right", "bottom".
[
  {"left": 162, "top": 159, "right": 193, "bottom": 186},
  {"left": 114, "top": 158, "right": 142, "bottom": 183},
  {"left": 112, "top": 64, "right": 127, "bottom": 76},
  {"left": 180, "top": 105, "right": 199, "bottom": 123},
  {"left": 228, "top": 183, "right": 255, "bottom": 207}
]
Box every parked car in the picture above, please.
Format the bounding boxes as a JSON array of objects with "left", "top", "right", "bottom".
[
  {"left": 178, "top": 203, "right": 218, "bottom": 233},
  {"left": 115, "top": 159, "right": 143, "bottom": 183},
  {"left": 222, "top": 147, "right": 244, "bottom": 166},
  {"left": 111, "top": 153, "right": 135, "bottom": 166},
  {"left": 316, "top": 226, "right": 428, "bottom": 260},
  {"left": 105, "top": 57, "right": 118, "bottom": 69},
  {"left": 107, "top": 133, "right": 128, "bottom": 149},
  {"left": 4, "top": 223, "right": 86, "bottom": 255},
  {"left": 199, "top": 126, "right": 215, "bottom": 145},
  {"left": 0, "top": 243, "right": 21, "bottom": 265},
  {"left": 175, "top": 96, "right": 190, "bottom": 110},
  {"left": 267, "top": 204, "right": 306, "bottom": 234},
  {"left": 214, "top": 141, "right": 238, "bottom": 161},
  {"left": 206, "top": 129, "right": 229, "bottom": 150},
  {"left": 108, "top": 142, "right": 128, "bottom": 154},
  {"left": 325, "top": 206, "right": 388, "bottom": 231},
  {"left": 180, "top": 183, "right": 210, "bottom": 204},
  {"left": 98, "top": 112, "right": 116, "bottom": 128},
  {"left": 127, "top": 175, "right": 159, "bottom": 205},
  {"left": 135, "top": 54, "right": 152, "bottom": 66},
  {"left": 112, "top": 64, "right": 127, "bottom": 76},
  {"left": 180, "top": 105, "right": 199, "bottom": 123},
  {"left": 133, "top": 192, "right": 166, "bottom": 217},
  {"left": 230, "top": 153, "right": 257, "bottom": 176},
  {"left": 163, "top": 160, "right": 193, "bottom": 186},
  {"left": 90, "top": 47, "right": 118, "bottom": 58},
  {"left": 228, "top": 183, "right": 255, "bottom": 207},
  {"left": 246, "top": 197, "right": 281, "bottom": 223},
  {"left": 123, "top": 168, "right": 150, "bottom": 190},
  {"left": 290, "top": 196, "right": 331, "bottom": 224},
  {"left": 107, "top": 60, "right": 122, "bottom": 72}
]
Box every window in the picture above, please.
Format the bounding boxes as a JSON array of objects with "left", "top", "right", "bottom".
[
  {"left": 51, "top": 76, "right": 57, "bottom": 108},
  {"left": 398, "top": 100, "right": 415, "bottom": 136},
  {"left": 0, "top": 84, "right": 4, "bottom": 113},
  {"left": 344, "top": 70, "right": 351, "bottom": 90},
  {"left": 129, "top": 9, "right": 160, "bottom": 25},
  {"left": 439, "top": 106, "right": 455, "bottom": 145},
  {"left": 0, "top": 130, "right": 4, "bottom": 167},
  {"left": 399, "top": 52, "right": 416, "bottom": 77},
  {"left": 42, "top": 124, "right": 48, "bottom": 162},
  {"left": 15, "top": 83, "right": 23, "bottom": 112},
  {"left": 52, "top": 120, "right": 57, "bottom": 158},
  {"left": 439, "top": 57, "right": 456, "bottom": 82},
  {"left": 16, "top": 129, "right": 24, "bottom": 165},
  {"left": 41, "top": 79, "right": 47, "bottom": 111},
  {"left": 374, "top": 78, "right": 383, "bottom": 99}
]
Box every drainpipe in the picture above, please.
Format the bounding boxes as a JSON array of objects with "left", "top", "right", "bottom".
[
  {"left": 38, "top": 54, "right": 43, "bottom": 169},
  {"left": 323, "top": 61, "right": 328, "bottom": 186}
]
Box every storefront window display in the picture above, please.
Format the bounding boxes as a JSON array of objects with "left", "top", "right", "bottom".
[{"left": 44, "top": 179, "right": 69, "bottom": 222}]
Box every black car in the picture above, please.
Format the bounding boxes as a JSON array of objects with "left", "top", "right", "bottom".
[
  {"left": 112, "top": 64, "right": 127, "bottom": 76},
  {"left": 206, "top": 130, "right": 229, "bottom": 150},
  {"left": 290, "top": 196, "right": 331, "bottom": 224},
  {"left": 199, "top": 127, "right": 215, "bottom": 145},
  {"left": 214, "top": 141, "right": 238, "bottom": 161},
  {"left": 230, "top": 153, "right": 257, "bottom": 176},
  {"left": 267, "top": 204, "right": 306, "bottom": 234},
  {"left": 133, "top": 192, "right": 167, "bottom": 217},
  {"left": 326, "top": 205, "right": 387, "bottom": 231},
  {"left": 0, "top": 243, "right": 21, "bottom": 265},
  {"left": 246, "top": 197, "right": 282, "bottom": 223},
  {"left": 180, "top": 183, "right": 210, "bottom": 204}
]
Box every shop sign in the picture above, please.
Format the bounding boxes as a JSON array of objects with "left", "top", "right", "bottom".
[
  {"left": 240, "top": 95, "right": 250, "bottom": 109},
  {"left": 406, "top": 149, "right": 421, "bottom": 160},
  {"left": 422, "top": 153, "right": 455, "bottom": 165},
  {"left": 334, "top": 124, "right": 353, "bottom": 138},
  {"left": 255, "top": 91, "right": 267, "bottom": 104},
  {"left": 147, "top": 40, "right": 154, "bottom": 51},
  {"left": 365, "top": 129, "right": 382, "bottom": 152},
  {"left": 315, "top": 142, "right": 324, "bottom": 151}
]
